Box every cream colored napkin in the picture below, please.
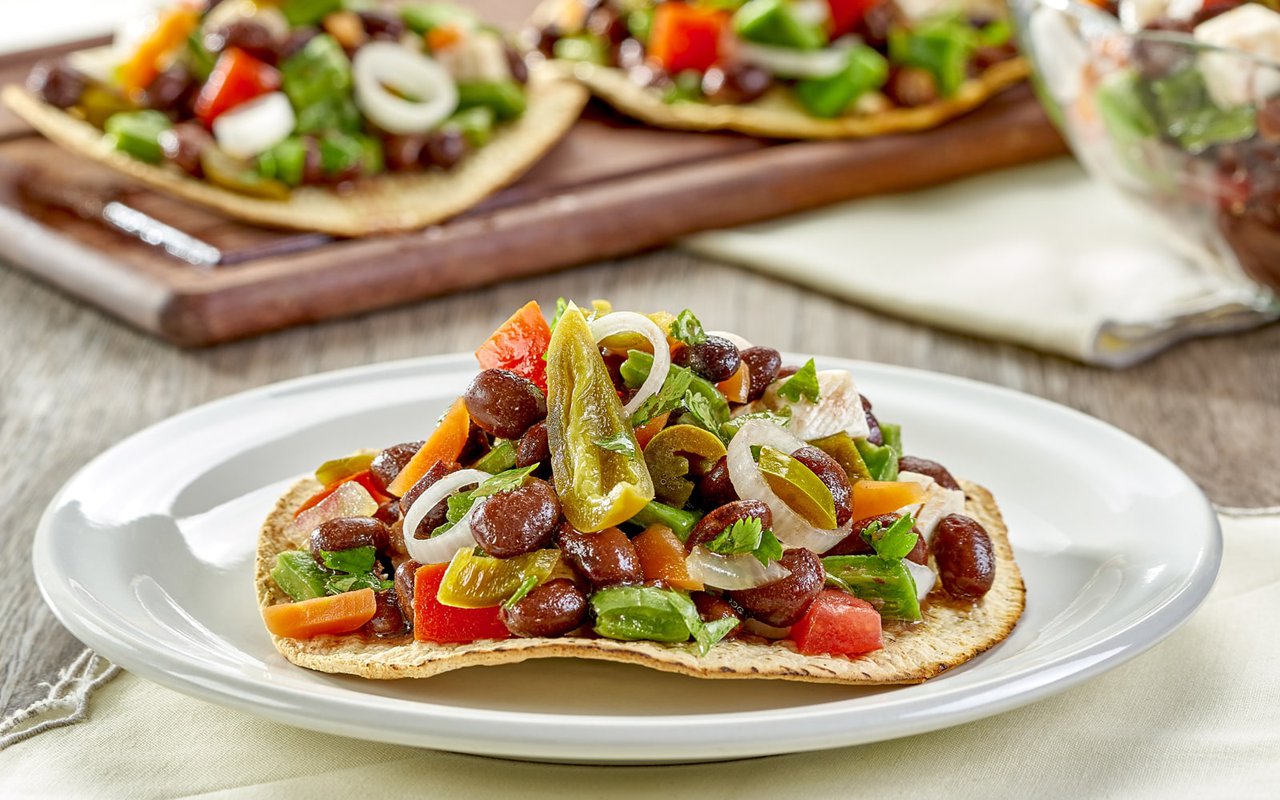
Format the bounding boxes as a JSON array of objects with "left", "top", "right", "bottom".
[
  {"left": 683, "top": 160, "right": 1278, "bottom": 368},
  {"left": 1, "top": 512, "right": 1275, "bottom": 798}
]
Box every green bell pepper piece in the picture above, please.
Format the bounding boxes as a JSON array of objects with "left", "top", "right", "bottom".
[
  {"left": 627, "top": 8, "right": 655, "bottom": 43},
  {"left": 281, "top": 35, "right": 357, "bottom": 134},
  {"left": 401, "top": 3, "right": 477, "bottom": 34},
  {"left": 794, "top": 45, "right": 888, "bottom": 118},
  {"left": 880, "top": 423, "right": 903, "bottom": 458},
  {"left": 472, "top": 439, "right": 517, "bottom": 473},
  {"left": 591, "top": 586, "right": 737, "bottom": 654},
  {"left": 271, "top": 551, "right": 329, "bottom": 601},
  {"left": 104, "top": 110, "right": 171, "bottom": 163},
  {"left": 546, "top": 305, "right": 655, "bottom": 532},
  {"left": 628, "top": 500, "right": 703, "bottom": 542},
  {"left": 444, "top": 106, "right": 496, "bottom": 147},
  {"left": 257, "top": 137, "right": 309, "bottom": 186},
  {"left": 823, "top": 555, "right": 922, "bottom": 621},
  {"left": 318, "top": 132, "right": 366, "bottom": 176},
  {"left": 854, "top": 437, "right": 899, "bottom": 482},
  {"left": 280, "top": 0, "right": 342, "bottom": 27},
  {"left": 186, "top": 30, "right": 215, "bottom": 82},
  {"left": 201, "top": 147, "right": 291, "bottom": 200},
  {"left": 1150, "top": 67, "right": 1257, "bottom": 154},
  {"left": 456, "top": 80, "right": 527, "bottom": 121},
  {"left": 733, "top": 0, "right": 826, "bottom": 50},
  {"left": 620, "top": 350, "right": 729, "bottom": 435},
  {"left": 889, "top": 15, "right": 977, "bottom": 97}
]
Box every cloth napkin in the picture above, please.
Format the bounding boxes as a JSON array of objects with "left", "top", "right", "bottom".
[
  {"left": 682, "top": 159, "right": 1279, "bottom": 368},
  {"left": 1, "top": 511, "right": 1276, "bottom": 798}
]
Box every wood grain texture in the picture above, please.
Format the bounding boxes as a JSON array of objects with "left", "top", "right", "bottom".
[{"left": 1, "top": 250, "right": 1277, "bottom": 720}]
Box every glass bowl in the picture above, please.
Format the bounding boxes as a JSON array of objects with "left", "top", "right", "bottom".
[{"left": 1011, "top": 0, "right": 1280, "bottom": 301}]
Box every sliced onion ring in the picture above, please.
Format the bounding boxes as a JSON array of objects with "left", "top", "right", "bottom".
[
  {"left": 589, "top": 311, "right": 671, "bottom": 418},
  {"left": 402, "top": 468, "right": 490, "bottom": 564},
  {"left": 734, "top": 41, "right": 850, "bottom": 79},
  {"left": 726, "top": 419, "right": 850, "bottom": 553},
  {"left": 686, "top": 547, "right": 790, "bottom": 590},
  {"left": 904, "top": 559, "right": 937, "bottom": 603},
  {"left": 353, "top": 41, "right": 458, "bottom": 135},
  {"left": 741, "top": 618, "right": 792, "bottom": 639}
]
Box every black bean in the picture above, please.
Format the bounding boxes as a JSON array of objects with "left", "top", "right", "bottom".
[
  {"left": 696, "top": 456, "right": 739, "bottom": 509},
  {"left": 309, "top": 517, "right": 390, "bottom": 561},
  {"left": 933, "top": 514, "right": 996, "bottom": 600},
  {"left": 557, "top": 525, "right": 642, "bottom": 588},
  {"left": 675, "top": 336, "right": 741, "bottom": 383},
  {"left": 471, "top": 478, "right": 561, "bottom": 558},
  {"left": 27, "top": 59, "right": 85, "bottom": 109},
  {"left": 790, "top": 446, "right": 852, "bottom": 527},
  {"left": 384, "top": 135, "right": 427, "bottom": 172},
  {"left": 424, "top": 128, "right": 467, "bottom": 170},
  {"left": 359, "top": 10, "right": 406, "bottom": 40},
  {"left": 740, "top": 347, "right": 781, "bottom": 401},
  {"left": 366, "top": 589, "right": 407, "bottom": 637},
  {"left": 399, "top": 460, "right": 465, "bottom": 539},
  {"left": 369, "top": 441, "right": 425, "bottom": 495},
  {"left": 728, "top": 548, "right": 823, "bottom": 628},
  {"left": 860, "top": 394, "right": 883, "bottom": 446},
  {"left": 159, "top": 123, "right": 212, "bottom": 177},
  {"left": 500, "top": 579, "right": 587, "bottom": 637},
  {"left": 898, "top": 455, "right": 961, "bottom": 490},
  {"left": 394, "top": 559, "right": 421, "bottom": 630},
  {"left": 206, "top": 20, "right": 280, "bottom": 64},
  {"left": 464, "top": 369, "right": 547, "bottom": 440},
  {"left": 702, "top": 65, "right": 772, "bottom": 105},
  {"left": 686, "top": 500, "right": 771, "bottom": 551},
  {"left": 515, "top": 421, "right": 550, "bottom": 469}
]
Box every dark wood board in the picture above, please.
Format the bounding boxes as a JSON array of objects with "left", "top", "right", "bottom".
[{"left": 0, "top": 1, "right": 1067, "bottom": 346}]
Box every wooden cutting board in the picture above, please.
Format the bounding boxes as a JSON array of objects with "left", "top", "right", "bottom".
[{"left": 0, "top": 0, "right": 1066, "bottom": 346}]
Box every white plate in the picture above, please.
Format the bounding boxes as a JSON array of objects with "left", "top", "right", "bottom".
[{"left": 33, "top": 354, "right": 1220, "bottom": 763}]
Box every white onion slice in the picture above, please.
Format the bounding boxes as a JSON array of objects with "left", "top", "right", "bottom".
[
  {"left": 686, "top": 547, "right": 790, "bottom": 590},
  {"left": 589, "top": 311, "right": 671, "bottom": 418},
  {"left": 742, "top": 619, "right": 792, "bottom": 639},
  {"left": 904, "top": 559, "right": 937, "bottom": 602},
  {"left": 734, "top": 41, "right": 849, "bottom": 79},
  {"left": 726, "top": 419, "right": 850, "bottom": 553},
  {"left": 212, "top": 92, "right": 295, "bottom": 159},
  {"left": 353, "top": 41, "right": 458, "bottom": 135},
  {"left": 402, "top": 468, "right": 490, "bottom": 564},
  {"left": 706, "top": 330, "right": 753, "bottom": 350}
]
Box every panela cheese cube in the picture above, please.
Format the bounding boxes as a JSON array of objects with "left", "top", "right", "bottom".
[{"left": 1194, "top": 5, "right": 1280, "bottom": 107}]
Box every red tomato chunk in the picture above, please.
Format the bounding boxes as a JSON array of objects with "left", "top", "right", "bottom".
[
  {"left": 790, "top": 590, "right": 883, "bottom": 657},
  {"left": 413, "top": 563, "right": 511, "bottom": 644}
]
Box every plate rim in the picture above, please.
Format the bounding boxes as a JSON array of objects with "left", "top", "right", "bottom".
[{"left": 31, "top": 352, "right": 1223, "bottom": 761}]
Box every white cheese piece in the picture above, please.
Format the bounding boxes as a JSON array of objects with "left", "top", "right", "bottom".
[
  {"left": 436, "top": 31, "right": 511, "bottom": 84},
  {"left": 758, "top": 369, "right": 870, "bottom": 441},
  {"left": 1194, "top": 5, "right": 1280, "bottom": 108},
  {"left": 897, "top": 471, "right": 936, "bottom": 489},
  {"left": 915, "top": 484, "right": 967, "bottom": 544}
]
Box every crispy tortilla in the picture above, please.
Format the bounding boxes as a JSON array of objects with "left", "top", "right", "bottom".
[
  {"left": 255, "top": 477, "right": 1024, "bottom": 685},
  {"left": 548, "top": 56, "right": 1029, "bottom": 139},
  {"left": 1, "top": 66, "right": 588, "bottom": 237}
]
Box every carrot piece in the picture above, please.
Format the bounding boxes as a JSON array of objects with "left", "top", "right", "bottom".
[
  {"left": 634, "top": 525, "right": 703, "bottom": 591},
  {"left": 850, "top": 480, "right": 928, "bottom": 523},
  {"left": 426, "top": 24, "right": 463, "bottom": 52},
  {"left": 262, "top": 588, "right": 376, "bottom": 639},
  {"left": 387, "top": 398, "right": 472, "bottom": 497},
  {"left": 716, "top": 362, "right": 750, "bottom": 404},
  {"left": 117, "top": 7, "right": 200, "bottom": 95},
  {"left": 634, "top": 411, "right": 670, "bottom": 450}
]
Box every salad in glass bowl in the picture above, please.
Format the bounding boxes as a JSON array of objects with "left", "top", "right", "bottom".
[{"left": 1014, "top": 0, "right": 1280, "bottom": 299}]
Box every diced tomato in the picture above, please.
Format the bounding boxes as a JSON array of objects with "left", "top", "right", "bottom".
[
  {"left": 386, "top": 398, "right": 472, "bottom": 498},
  {"left": 293, "top": 470, "right": 389, "bottom": 519},
  {"left": 475, "top": 301, "right": 552, "bottom": 392},
  {"left": 825, "top": 0, "right": 879, "bottom": 38},
  {"left": 648, "top": 3, "right": 729, "bottom": 74},
  {"left": 262, "top": 588, "right": 377, "bottom": 639},
  {"left": 790, "top": 590, "right": 883, "bottom": 657},
  {"left": 414, "top": 563, "right": 511, "bottom": 644},
  {"left": 194, "top": 47, "right": 281, "bottom": 125}
]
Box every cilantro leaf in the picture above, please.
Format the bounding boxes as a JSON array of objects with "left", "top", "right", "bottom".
[
  {"left": 704, "top": 517, "right": 783, "bottom": 566},
  {"left": 680, "top": 388, "right": 724, "bottom": 438},
  {"left": 319, "top": 546, "right": 376, "bottom": 574},
  {"left": 776, "top": 358, "right": 820, "bottom": 403},
  {"left": 721, "top": 407, "right": 791, "bottom": 438},
  {"left": 861, "top": 514, "right": 919, "bottom": 561},
  {"left": 629, "top": 360, "right": 693, "bottom": 426},
  {"left": 324, "top": 572, "right": 393, "bottom": 595},
  {"left": 595, "top": 433, "right": 637, "bottom": 458},
  {"left": 670, "top": 309, "right": 707, "bottom": 347},
  {"left": 705, "top": 517, "right": 763, "bottom": 555}
]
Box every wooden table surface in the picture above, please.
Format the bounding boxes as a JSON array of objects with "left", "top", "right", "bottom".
[{"left": 2, "top": 248, "right": 1278, "bottom": 720}]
